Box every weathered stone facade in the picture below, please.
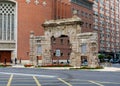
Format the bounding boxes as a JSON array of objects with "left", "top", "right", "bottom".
[
  {"left": 74, "top": 32, "right": 99, "bottom": 68},
  {"left": 30, "top": 15, "right": 99, "bottom": 67},
  {"left": 42, "top": 15, "right": 82, "bottom": 66}
]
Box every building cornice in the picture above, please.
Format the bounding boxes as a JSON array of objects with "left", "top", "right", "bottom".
[{"left": 42, "top": 15, "right": 83, "bottom": 27}]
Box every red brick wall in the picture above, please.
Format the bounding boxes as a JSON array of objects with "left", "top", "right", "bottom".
[
  {"left": 71, "top": 3, "right": 94, "bottom": 33},
  {"left": 54, "top": 0, "right": 71, "bottom": 19},
  {"left": 17, "top": 0, "right": 53, "bottom": 60},
  {"left": 55, "top": 0, "right": 94, "bottom": 32},
  {"left": 16, "top": 0, "right": 94, "bottom": 60},
  {"left": 51, "top": 36, "right": 71, "bottom": 61}
]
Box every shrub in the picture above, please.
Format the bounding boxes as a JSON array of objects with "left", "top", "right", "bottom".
[
  {"left": 70, "top": 66, "right": 103, "bottom": 70},
  {"left": 0, "top": 64, "right": 12, "bottom": 67},
  {"left": 41, "top": 64, "right": 72, "bottom": 67},
  {"left": 98, "top": 54, "right": 105, "bottom": 62},
  {"left": 24, "top": 64, "right": 33, "bottom": 67}
]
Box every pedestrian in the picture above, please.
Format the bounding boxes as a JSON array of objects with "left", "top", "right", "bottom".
[
  {"left": 15, "top": 58, "right": 17, "bottom": 64},
  {"left": 19, "top": 58, "right": 21, "bottom": 64},
  {"left": 10, "top": 59, "right": 13, "bottom": 64}
]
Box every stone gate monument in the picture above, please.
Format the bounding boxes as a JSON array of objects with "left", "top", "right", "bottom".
[{"left": 30, "top": 15, "right": 99, "bottom": 68}]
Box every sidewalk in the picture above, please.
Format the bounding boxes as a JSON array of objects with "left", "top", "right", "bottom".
[
  {"left": 95, "top": 67, "right": 120, "bottom": 72},
  {"left": 11, "top": 64, "right": 120, "bottom": 72},
  {"left": 12, "top": 64, "right": 24, "bottom": 68}
]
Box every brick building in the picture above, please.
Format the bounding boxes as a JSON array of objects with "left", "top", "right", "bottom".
[
  {"left": 0, "top": 0, "right": 95, "bottom": 63},
  {"left": 93, "top": 0, "right": 120, "bottom": 58},
  {"left": 70, "top": 0, "right": 94, "bottom": 32},
  {"left": 0, "top": 0, "right": 54, "bottom": 63},
  {"left": 0, "top": 0, "right": 119, "bottom": 63}
]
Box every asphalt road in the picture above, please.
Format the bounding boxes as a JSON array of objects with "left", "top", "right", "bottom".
[
  {"left": 112, "top": 63, "right": 120, "bottom": 68},
  {"left": 0, "top": 67, "right": 120, "bottom": 86}
]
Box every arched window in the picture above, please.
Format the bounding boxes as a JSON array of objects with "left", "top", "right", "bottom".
[{"left": 0, "top": 1, "right": 16, "bottom": 40}]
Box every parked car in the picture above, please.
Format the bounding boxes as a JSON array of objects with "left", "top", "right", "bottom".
[{"left": 112, "top": 59, "right": 120, "bottom": 64}]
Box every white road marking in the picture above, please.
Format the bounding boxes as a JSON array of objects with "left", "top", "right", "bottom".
[
  {"left": 33, "top": 76, "right": 41, "bottom": 86},
  {"left": 7, "top": 74, "right": 13, "bottom": 86},
  {"left": 89, "top": 80, "right": 104, "bottom": 86},
  {"left": 97, "top": 81, "right": 120, "bottom": 84},
  {"left": 0, "top": 72, "right": 55, "bottom": 78},
  {"left": 58, "top": 78, "right": 72, "bottom": 86}
]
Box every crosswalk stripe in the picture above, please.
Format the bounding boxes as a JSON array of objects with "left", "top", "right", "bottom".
[
  {"left": 33, "top": 76, "right": 41, "bottom": 86},
  {"left": 7, "top": 74, "right": 13, "bottom": 86}
]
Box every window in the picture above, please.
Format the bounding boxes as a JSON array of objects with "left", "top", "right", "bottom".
[
  {"left": 86, "top": 23, "right": 88, "bottom": 28},
  {"left": 81, "top": 43, "right": 87, "bottom": 54},
  {"left": 37, "top": 45, "right": 42, "bottom": 55},
  {"left": 81, "top": 11, "right": 84, "bottom": 16},
  {"left": 68, "top": 53, "right": 70, "bottom": 56},
  {"left": 89, "top": 24, "right": 91, "bottom": 29},
  {"left": 95, "top": 0, "right": 98, "bottom": 2},
  {"left": 61, "top": 39, "right": 63, "bottom": 44},
  {"left": 0, "top": 2, "right": 16, "bottom": 40},
  {"left": 61, "top": 53, "right": 63, "bottom": 56},
  {"left": 53, "top": 53, "right": 56, "bottom": 56}
]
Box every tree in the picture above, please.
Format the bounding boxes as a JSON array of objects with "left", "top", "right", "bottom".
[
  {"left": 98, "top": 54, "right": 105, "bottom": 62},
  {"left": 106, "top": 55, "right": 112, "bottom": 60}
]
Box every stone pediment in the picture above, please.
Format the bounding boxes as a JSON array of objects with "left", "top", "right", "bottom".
[{"left": 42, "top": 15, "right": 83, "bottom": 27}]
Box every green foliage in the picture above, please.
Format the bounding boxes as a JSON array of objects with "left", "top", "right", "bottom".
[
  {"left": 98, "top": 54, "right": 112, "bottom": 62},
  {"left": 0, "top": 64, "right": 11, "bottom": 67},
  {"left": 98, "top": 54, "right": 105, "bottom": 62},
  {"left": 106, "top": 55, "right": 112, "bottom": 60},
  {"left": 70, "top": 66, "right": 103, "bottom": 70},
  {"left": 98, "top": 54, "right": 105, "bottom": 59}
]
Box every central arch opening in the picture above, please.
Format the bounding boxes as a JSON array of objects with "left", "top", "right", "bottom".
[{"left": 51, "top": 35, "right": 71, "bottom": 64}]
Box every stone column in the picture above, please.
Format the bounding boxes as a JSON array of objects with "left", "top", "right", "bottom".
[
  {"left": 41, "top": 28, "right": 52, "bottom": 65},
  {"left": 30, "top": 31, "right": 36, "bottom": 65},
  {"left": 69, "top": 24, "right": 81, "bottom": 67}
]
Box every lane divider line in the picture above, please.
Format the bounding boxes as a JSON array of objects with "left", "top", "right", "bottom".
[
  {"left": 58, "top": 78, "right": 72, "bottom": 86},
  {"left": 7, "top": 74, "right": 13, "bottom": 86},
  {"left": 89, "top": 80, "right": 104, "bottom": 86},
  {"left": 33, "top": 76, "right": 41, "bottom": 86},
  {"left": 97, "top": 81, "right": 120, "bottom": 84}
]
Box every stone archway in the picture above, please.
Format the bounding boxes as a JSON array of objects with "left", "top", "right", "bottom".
[
  {"left": 30, "top": 15, "right": 99, "bottom": 68},
  {"left": 42, "top": 15, "right": 83, "bottom": 66}
]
